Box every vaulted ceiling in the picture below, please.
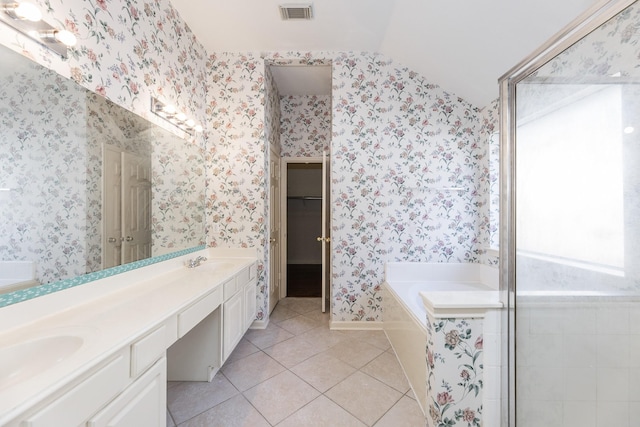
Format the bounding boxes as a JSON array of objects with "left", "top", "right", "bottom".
[{"left": 171, "top": 0, "right": 598, "bottom": 107}]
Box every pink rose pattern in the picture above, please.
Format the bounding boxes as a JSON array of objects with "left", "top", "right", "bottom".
[
  {"left": 280, "top": 95, "right": 331, "bottom": 157},
  {"left": 427, "top": 316, "right": 483, "bottom": 427}
]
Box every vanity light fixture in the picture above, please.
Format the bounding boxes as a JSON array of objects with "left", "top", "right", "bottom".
[
  {"left": 151, "top": 96, "right": 202, "bottom": 135},
  {"left": 2, "top": 1, "right": 41, "bottom": 21},
  {"left": 0, "top": 0, "right": 75, "bottom": 57},
  {"left": 39, "top": 28, "right": 77, "bottom": 47}
]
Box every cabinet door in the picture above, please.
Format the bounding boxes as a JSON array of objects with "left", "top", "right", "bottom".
[
  {"left": 88, "top": 357, "right": 166, "bottom": 427},
  {"left": 244, "top": 280, "right": 257, "bottom": 331},
  {"left": 223, "top": 291, "right": 244, "bottom": 360}
]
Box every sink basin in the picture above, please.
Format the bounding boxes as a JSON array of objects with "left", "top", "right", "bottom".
[
  {"left": 197, "top": 261, "right": 235, "bottom": 271},
  {"left": 0, "top": 335, "right": 84, "bottom": 390}
]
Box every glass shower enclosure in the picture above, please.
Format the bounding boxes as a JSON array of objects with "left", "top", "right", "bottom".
[{"left": 500, "top": 0, "right": 640, "bottom": 425}]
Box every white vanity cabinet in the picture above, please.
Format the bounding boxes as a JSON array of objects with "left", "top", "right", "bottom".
[
  {"left": 87, "top": 357, "right": 166, "bottom": 427},
  {"left": 222, "top": 263, "right": 257, "bottom": 361},
  {"left": 19, "top": 323, "right": 171, "bottom": 427},
  {"left": 20, "top": 351, "right": 131, "bottom": 427},
  {"left": 0, "top": 252, "right": 258, "bottom": 427}
]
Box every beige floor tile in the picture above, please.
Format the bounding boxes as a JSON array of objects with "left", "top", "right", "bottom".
[
  {"left": 361, "top": 351, "right": 410, "bottom": 393},
  {"left": 277, "top": 395, "right": 367, "bottom": 427},
  {"left": 178, "top": 394, "right": 270, "bottom": 427},
  {"left": 243, "top": 322, "right": 294, "bottom": 349},
  {"left": 167, "top": 372, "right": 239, "bottom": 424},
  {"left": 325, "top": 338, "right": 385, "bottom": 368},
  {"left": 325, "top": 371, "right": 403, "bottom": 426},
  {"left": 301, "top": 309, "right": 331, "bottom": 326},
  {"left": 340, "top": 329, "right": 391, "bottom": 350},
  {"left": 373, "top": 395, "right": 426, "bottom": 427},
  {"left": 270, "top": 305, "right": 299, "bottom": 323},
  {"left": 281, "top": 297, "right": 322, "bottom": 314},
  {"left": 224, "top": 338, "right": 260, "bottom": 365},
  {"left": 277, "top": 314, "right": 321, "bottom": 335},
  {"left": 244, "top": 370, "right": 320, "bottom": 425},
  {"left": 298, "top": 326, "right": 347, "bottom": 352},
  {"left": 291, "top": 352, "right": 357, "bottom": 392},
  {"left": 264, "top": 334, "right": 324, "bottom": 368},
  {"left": 167, "top": 381, "right": 182, "bottom": 390},
  {"left": 167, "top": 409, "right": 176, "bottom": 427},
  {"left": 221, "top": 351, "right": 286, "bottom": 391}
]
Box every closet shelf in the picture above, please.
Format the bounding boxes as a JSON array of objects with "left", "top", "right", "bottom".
[{"left": 287, "top": 196, "right": 322, "bottom": 200}]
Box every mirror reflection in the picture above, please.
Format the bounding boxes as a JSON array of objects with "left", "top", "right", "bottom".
[{"left": 0, "top": 45, "right": 205, "bottom": 294}]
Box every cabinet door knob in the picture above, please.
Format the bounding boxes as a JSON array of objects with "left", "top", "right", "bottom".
[
  {"left": 125, "top": 236, "right": 134, "bottom": 242},
  {"left": 107, "top": 237, "right": 117, "bottom": 243},
  {"left": 316, "top": 237, "right": 323, "bottom": 242},
  {"left": 269, "top": 237, "right": 276, "bottom": 243}
]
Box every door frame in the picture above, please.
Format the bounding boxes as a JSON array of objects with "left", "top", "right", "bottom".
[{"left": 280, "top": 156, "right": 323, "bottom": 299}]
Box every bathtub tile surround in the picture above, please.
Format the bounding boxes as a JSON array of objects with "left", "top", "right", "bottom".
[
  {"left": 383, "top": 262, "right": 501, "bottom": 427},
  {"left": 426, "top": 316, "right": 483, "bottom": 427}
]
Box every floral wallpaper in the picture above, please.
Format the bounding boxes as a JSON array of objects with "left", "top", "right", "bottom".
[
  {"left": 280, "top": 95, "right": 331, "bottom": 157},
  {"left": 206, "top": 52, "right": 270, "bottom": 320},
  {"left": 208, "top": 52, "right": 498, "bottom": 323},
  {"left": 331, "top": 52, "right": 493, "bottom": 321},
  {"left": 0, "top": 0, "right": 501, "bottom": 323},
  {"left": 427, "top": 315, "right": 484, "bottom": 427}
]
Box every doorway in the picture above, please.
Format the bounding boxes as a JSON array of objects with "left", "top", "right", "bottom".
[
  {"left": 286, "top": 162, "right": 323, "bottom": 297},
  {"left": 281, "top": 156, "right": 331, "bottom": 311},
  {"left": 103, "top": 144, "right": 152, "bottom": 268}
]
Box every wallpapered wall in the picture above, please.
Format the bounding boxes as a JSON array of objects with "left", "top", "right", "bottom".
[
  {"left": 208, "top": 52, "right": 498, "bottom": 323},
  {"left": 280, "top": 95, "right": 331, "bottom": 157},
  {"left": 0, "top": 0, "right": 499, "bottom": 323}
]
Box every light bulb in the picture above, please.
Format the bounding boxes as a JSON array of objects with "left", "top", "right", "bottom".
[
  {"left": 624, "top": 126, "right": 634, "bottom": 134},
  {"left": 162, "top": 104, "right": 176, "bottom": 115},
  {"left": 185, "top": 119, "right": 195, "bottom": 128},
  {"left": 54, "top": 29, "right": 76, "bottom": 47},
  {"left": 194, "top": 124, "right": 203, "bottom": 133},
  {"left": 13, "top": 2, "right": 42, "bottom": 21},
  {"left": 175, "top": 112, "right": 187, "bottom": 122}
]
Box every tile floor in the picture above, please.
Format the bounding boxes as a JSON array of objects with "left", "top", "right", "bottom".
[{"left": 166, "top": 297, "right": 426, "bottom": 427}]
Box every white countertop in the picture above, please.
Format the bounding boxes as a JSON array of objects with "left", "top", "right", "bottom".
[
  {"left": 419, "top": 290, "right": 502, "bottom": 318},
  {"left": 0, "top": 248, "right": 257, "bottom": 425}
]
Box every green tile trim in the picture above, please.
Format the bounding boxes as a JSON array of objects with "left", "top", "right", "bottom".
[{"left": 0, "top": 245, "right": 206, "bottom": 308}]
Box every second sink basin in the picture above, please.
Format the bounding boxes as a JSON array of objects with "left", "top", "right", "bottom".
[
  {"left": 0, "top": 335, "right": 85, "bottom": 390},
  {"left": 197, "top": 261, "right": 235, "bottom": 271}
]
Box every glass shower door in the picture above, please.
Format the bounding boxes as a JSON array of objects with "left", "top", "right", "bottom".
[{"left": 503, "top": 1, "right": 640, "bottom": 426}]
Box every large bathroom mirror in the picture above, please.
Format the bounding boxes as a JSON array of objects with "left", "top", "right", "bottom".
[{"left": 0, "top": 44, "right": 205, "bottom": 301}]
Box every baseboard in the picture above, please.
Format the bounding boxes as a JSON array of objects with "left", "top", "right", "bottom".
[
  {"left": 249, "top": 318, "right": 269, "bottom": 330},
  {"left": 329, "top": 320, "right": 383, "bottom": 330}
]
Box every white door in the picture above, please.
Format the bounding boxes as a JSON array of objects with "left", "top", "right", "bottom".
[
  {"left": 269, "top": 147, "right": 281, "bottom": 313},
  {"left": 321, "top": 152, "right": 331, "bottom": 313},
  {"left": 122, "top": 152, "right": 152, "bottom": 264},
  {"left": 103, "top": 145, "right": 123, "bottom": 269}
]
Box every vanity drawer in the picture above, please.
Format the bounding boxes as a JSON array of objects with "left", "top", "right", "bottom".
[
  {"left": 178, "top": 286, "right": 223, "bottom": 338},
  {"left": 223, "top": 277, "right": 240, "bottom": 301},
  {"left": 130, "top": 325, "right": 166, "bottom": 377},
  {"left": 23, "top": 351, "right": 129, "bottom": 427}
]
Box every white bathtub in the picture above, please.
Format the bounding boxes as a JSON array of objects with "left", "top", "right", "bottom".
[{"left": 382, "top": 262, "right": 500, "bottom": 416}]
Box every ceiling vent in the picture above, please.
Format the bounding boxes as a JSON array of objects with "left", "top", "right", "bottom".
[{"left": 279, "top": 4, "right": 313, "bottom": 20}]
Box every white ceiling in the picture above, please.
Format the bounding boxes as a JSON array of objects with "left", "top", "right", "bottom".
[{"left": 172, "top": 0, "right": 599, "bottom": 106}]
